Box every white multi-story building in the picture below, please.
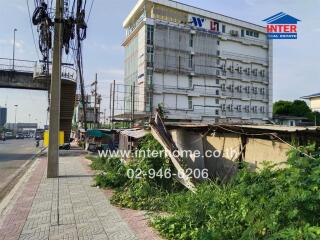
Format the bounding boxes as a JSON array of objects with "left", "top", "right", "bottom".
[{"left": 122, "top": 0, "right": 273, "bottom": 123}]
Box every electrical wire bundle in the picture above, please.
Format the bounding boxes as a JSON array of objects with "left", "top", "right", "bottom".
[
  {"left": 32, "top": 1, "right": 53, "bottom": 74},
  {"left": 29, "top": 0, "right": 93, "bottom": 130}
]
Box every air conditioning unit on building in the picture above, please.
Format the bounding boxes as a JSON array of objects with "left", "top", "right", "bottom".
[
  {"left": 227, "top": 65, "right": 234, "bottom": 72},
  {"left": 252, "top": 69, "right": 258, "bottom": 76},
  {"left": 230, "top": 30, "right": 239, "bottom": 36},
  {"left": 227, "top": 85, "right": 234, "bottom": 92},
  {"left": 251, "top": 87, "right": 257, "bottom": 94},
  {"left": 235, "top": 86, "right": 242, "bottom": 92},
  {"left": 227, "top": 104, "right": 234, "bottom": 112},
  {"left": 251, "top": 106, "right": 258, "bottom": 112}
]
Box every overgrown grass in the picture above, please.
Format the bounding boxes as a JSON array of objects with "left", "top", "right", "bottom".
[
  {"left": 90, "top": 135, "right": 320, "bottom": 239},
  {"left": 90, "top": 134, "right": 183, "bottom": 211},
  {"left": 152, "top": 145, "right": 320, "bottom": 239}
]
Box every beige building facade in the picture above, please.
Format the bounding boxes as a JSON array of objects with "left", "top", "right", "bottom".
[
  {"left": 123, "top": 0, "right": 273, "bottom": 123},
  {"left": 302, "top": 93, "right": 320, "bottom": 112}
]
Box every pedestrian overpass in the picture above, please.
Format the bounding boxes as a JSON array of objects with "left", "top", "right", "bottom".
[{"left": 0, "top": 57, "right": 77, "bottom": 142}]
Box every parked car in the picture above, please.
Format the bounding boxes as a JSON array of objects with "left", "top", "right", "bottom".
[
  {"left": 16, "top": 133, "right": 24, "bottom": 139},
  {"left": 5, "top": 132, "right": 13, "bottom": 138}
]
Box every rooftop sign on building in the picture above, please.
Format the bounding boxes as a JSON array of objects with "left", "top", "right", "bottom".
[
  {"left": 188, "top": 15, "right": 219, "bottom": 33},
  {"left": 263, "top": 12, "right": 300, "bottom": 39}
]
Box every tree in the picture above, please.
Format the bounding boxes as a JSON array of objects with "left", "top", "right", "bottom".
[
  {"left": 273, "top": 100, "right": 320, "bottom": 125},
  {"left": 273, "top": 100, "right": 293, "bottom": 116}
]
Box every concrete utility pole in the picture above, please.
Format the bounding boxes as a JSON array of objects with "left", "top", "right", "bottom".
[
  {"left": 14, "top": 104, "right": 18, "bottom": 125},
  {"left": 47, "top": 0, "right": 64, "bottom": 178},
  {"left": 91, "top": 74, "right": 98, "bottom": 128},
  {"left": 12, "top": 28, "right": 17, "bottom": 71},
  {"left": 112, "top": 80, "right": 115, "bottom": 129}
]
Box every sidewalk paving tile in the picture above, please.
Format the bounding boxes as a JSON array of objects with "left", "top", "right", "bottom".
[{"left": 0, "top": 154, "right": 163, "bottom": 240}]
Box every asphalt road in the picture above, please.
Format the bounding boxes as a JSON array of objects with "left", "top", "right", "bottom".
[{"left": 0, "top": 138, "right": 39, "bottom": 197}]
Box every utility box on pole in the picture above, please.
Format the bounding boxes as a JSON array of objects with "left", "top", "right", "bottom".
[{"left": 47, "top": 0, "right": 64, "bottom": 178}]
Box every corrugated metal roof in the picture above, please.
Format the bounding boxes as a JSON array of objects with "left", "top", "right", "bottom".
[
  {"left": 120, "top": 129, "right": 147, "bottom": 139},
  {"left": 233, "top": 125, "right": 319, "bottom": 133},
  {"left": 165, "top": 122, "right": 320, "bottom": 133},
  {"left": 301, "top": 92, "right": 320, "bottom": 99}
]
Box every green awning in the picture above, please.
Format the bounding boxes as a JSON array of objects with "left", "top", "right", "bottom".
[{"left": 86, "top": 129, "right": 107, "bottom": 138}]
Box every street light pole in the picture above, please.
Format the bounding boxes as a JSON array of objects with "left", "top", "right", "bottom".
[
  {"left": 14, "top": 105, "right": 18, "bottom": 124},
  {"left": 12, "top": 28, "right": 17, "bottom": 71},
  {"left": 14, "top": 104, "right": 18, "bottom": 133},
  {"left": 47, "top": 0, "right": 64, "bottom": 178}
]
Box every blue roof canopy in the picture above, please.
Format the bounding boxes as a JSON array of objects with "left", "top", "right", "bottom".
[{"left": 263, "top": 12, "right": 300, "bottom": 24}]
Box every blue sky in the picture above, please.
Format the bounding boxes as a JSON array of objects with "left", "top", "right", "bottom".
[{"left": 0, "top": 0, "right": 319, "bottom": 124}]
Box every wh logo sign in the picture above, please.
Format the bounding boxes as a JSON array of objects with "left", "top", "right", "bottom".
[{"left": 191, "top": 17, "right": 205, "bottom": 27}]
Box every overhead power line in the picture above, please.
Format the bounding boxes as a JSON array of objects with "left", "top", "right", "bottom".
[
  {"left": 26, "top": 0, "right": 40, "bottom": 60},
  {"left": 86, "top": 0, "right": 95, "bottom": 23}
]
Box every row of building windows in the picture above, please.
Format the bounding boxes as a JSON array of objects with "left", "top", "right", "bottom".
[
  {"left": 220, "top": 65, "right": 266, "bottom": 77},
  {"left": 188, "top": 76, "right": 220, "bottom": 88},
  {"left": 147, "top": 25, "right": 154, "bottom": 45},
  {"left": 185, "top": 100, "right": 266, "bottom": 115},
  {"left": 221, "top": 104, "right": 266, "bottom": 113},
  {"left": 221, "top": 25, "right": 259, "bottom": 38},
  {"left": 187, "top": 96, "right": 220, "bottom": 110},
  {"left": 221, "top": 84, "right": 266, "bottom": 95}
]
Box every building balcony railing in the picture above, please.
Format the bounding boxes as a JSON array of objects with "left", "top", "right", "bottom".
[
  {"left": 221, "top": 91, "right": 268, "bottom": 101},
  {"left": 220, "top": 51, "right": 268, "bottom": 65},
  {"left": 219, "top": 33, "right": 269, "bottom": 48},
  {"left": 33, "top": 63, "right": 77, "bottom": 82},
  {"left": 217, "top": 71, "right": 269, "bottom": 84},
  {"left": 0, "top": 57, "right": 36, "bottom": 73},
  {"left": 152, "top": 84, "right": 220, "bottom": 96}
]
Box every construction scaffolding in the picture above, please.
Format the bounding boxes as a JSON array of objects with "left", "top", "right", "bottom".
[
  {"left": 153, "top": 22, "right": 219, "bottom": 76},
  {"left": 109, "top": 81, "right": 151, "bottom": 126}
]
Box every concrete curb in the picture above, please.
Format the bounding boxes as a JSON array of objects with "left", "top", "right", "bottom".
[{"left": 0, "top": 147, "right": 47, "bottom": 216}]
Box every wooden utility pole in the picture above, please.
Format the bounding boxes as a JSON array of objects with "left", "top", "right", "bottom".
[{"left": 48, "top": 0, "right": 64, "bottom": 178}]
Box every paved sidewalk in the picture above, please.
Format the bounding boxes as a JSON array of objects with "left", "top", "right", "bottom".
[{"left": 0, "top": 154, "right": 141, "bottom": 240}]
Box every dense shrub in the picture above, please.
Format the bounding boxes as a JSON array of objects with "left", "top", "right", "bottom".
[
  {"left": 152, "top": 145, "right": 320, "bottom": 240},
  {"left": 94, "top": 157, "right": 128, "bottom": 188},
  {"left": 90, "top": 134, "right": 183, "bottom": 211},
  {"left": 91, "top": 134, "right": 320, "bottom": 239}
]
